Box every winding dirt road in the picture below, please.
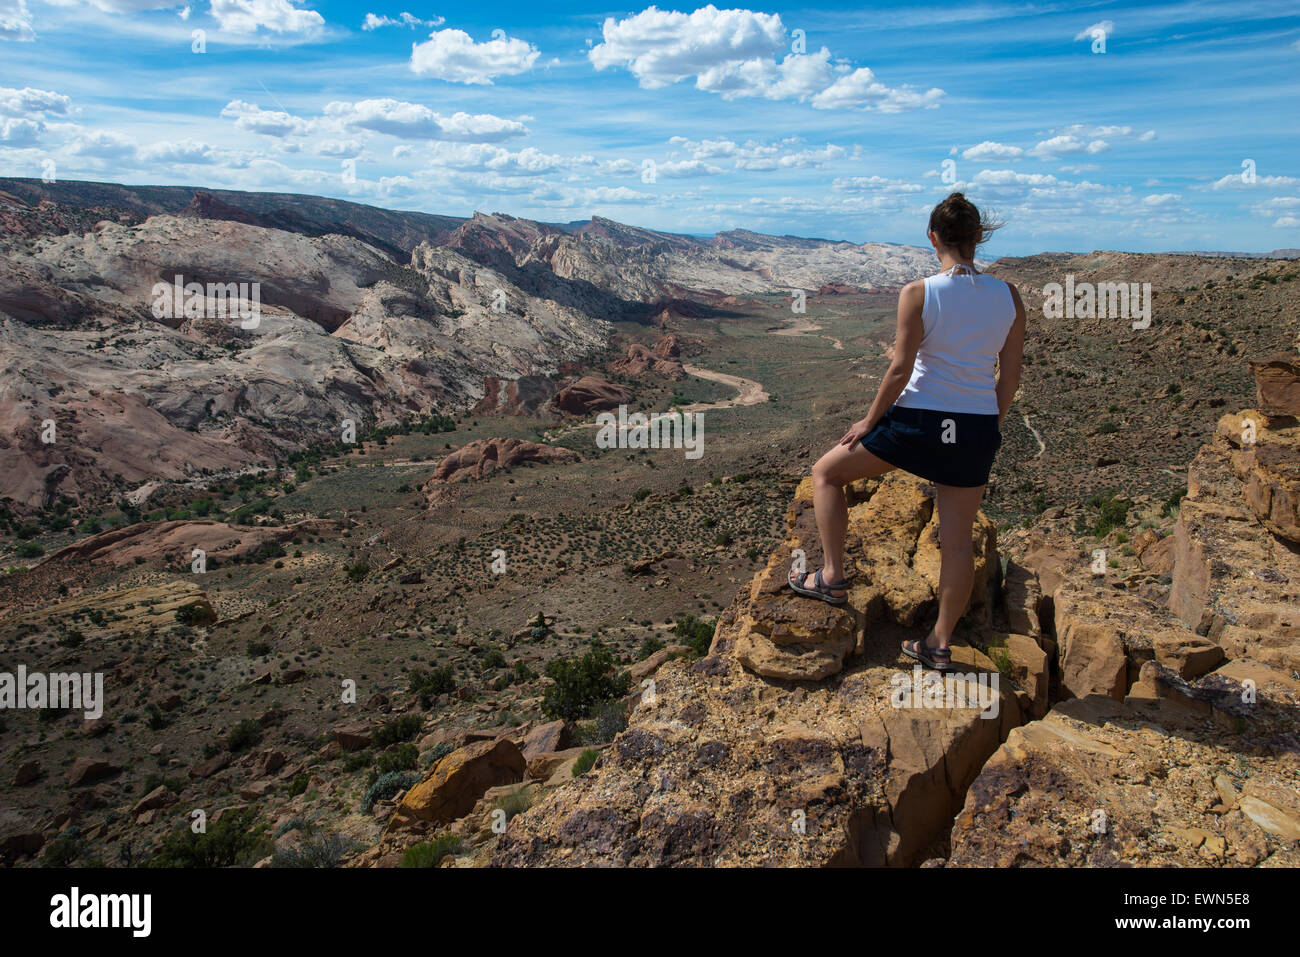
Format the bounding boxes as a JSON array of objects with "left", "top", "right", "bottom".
[{"left": 678, "top": 363, "right": 769, "bottom": 412}]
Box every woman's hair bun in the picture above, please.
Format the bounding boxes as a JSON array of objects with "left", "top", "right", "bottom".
[{"left": 928, "top": 192, "right": 1002, "bottom": 258}]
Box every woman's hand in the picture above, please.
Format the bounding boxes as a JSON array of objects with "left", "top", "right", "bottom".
[{"left": 839, "top": 417, "right": 873, "bottom": 446}]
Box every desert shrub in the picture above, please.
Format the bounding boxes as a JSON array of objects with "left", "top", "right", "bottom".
[
  {"left": 374, "top": 742, "right": 418, "bottom": 777},
  {"left": 345, "top": 561, "right": 369, "bottom": 581},
  {"left": 14, "top": 542, "right": 43, "bottom": 559},
  {"left": 512, "top": 661, "right": 536, "bottom": 682},
  {"left": 287, "top": 772, "right": 310, "bottom": 797},
  {"left": 401, "top": 834, "right": 466, "bottom": 868},
  {"left": 638, "top": 635, "right": 665, "bottom": 659},
  {"left": 422, "top": 742, "right": 453, "bottom": 769},
  {"left": 372, "top": 714, "right": 422, "bottom": 748},
  {"left": 174, "top": 602, "right": 209, "bottom": 626},
  {"left": 494, "top": 784, "right": 534, "bottom": 821},
  {"left": 541, "top": 644, "right": 631, "bottom": 722},
  {"left": 42, "top": 826, "right": 84, "bottom": 867},
  {"left": 269, "top": 831, "right": 356, "bottom": 868},
  {"left": 673, "top": 615, "right": 715, "bottom": 657},
  {"left": 409, "top": 666, "right": 455, "bottom": 707},
  {"left": 361, "top": 771, "right": 418, "bottom": 814},
  {"left": 572, "top": 748, "right": 600, "bottom": 777},
  {"left": 575, "top": 699, "right": 628, "bottom": 746},
  {"left": 147, "top": 808, "right": 271, "bottom": 868},
  {"left": 226, "top": 719, "right": 262, "bottom": 752},
  {"left": 246, "top": 640, "right": 272, "bottom": 657},
  {"left": 1088, "top": 493, "right": 1131, "bottom": 537}
]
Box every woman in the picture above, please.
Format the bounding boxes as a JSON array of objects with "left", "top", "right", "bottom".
[{"left": 788, "top": 192, "right": 1026, "bottom": 672}]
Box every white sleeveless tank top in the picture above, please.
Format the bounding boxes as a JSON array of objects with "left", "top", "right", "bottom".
[{"left": 894, "top": 265, "right": 1016, "bottom": 416}]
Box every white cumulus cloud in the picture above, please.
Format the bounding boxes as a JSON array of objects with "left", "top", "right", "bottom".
[
  {"left": 325, "top": 98, "right": 528, "bottom": 142},
  {"left": 410, "top": 28, "right": 539, "bottom": 84}
]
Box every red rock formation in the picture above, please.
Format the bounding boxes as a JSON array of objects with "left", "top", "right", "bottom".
[
  {"left": 426, "top": 437, "right": 577, "bottom": 489},
  {"left": 610, "top": 335, "right": 684, "bottom": 379},
  {"left": 471, "top": 375, "right": 559, "bottom": 416},
  {"left": 550, "top": 376, "right": 633, "bottom": 415}
]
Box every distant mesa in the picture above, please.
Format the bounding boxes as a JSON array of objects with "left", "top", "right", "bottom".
[
  {"left": 178, "top": 190, "right": 267, "bottom": 228},
  {"left": 426, "top": 437, "right": 578, "bottom": 490},
  {"left": 550, "top": 376, "right": 634, "bottom": 415}
]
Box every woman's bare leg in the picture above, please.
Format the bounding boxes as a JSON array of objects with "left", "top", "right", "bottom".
[
  {"left": 930, "top": 483, "right": 986, "bottom": 649},
  {"left": 800, "top": 441, "right": 895, "bottom": 596}
]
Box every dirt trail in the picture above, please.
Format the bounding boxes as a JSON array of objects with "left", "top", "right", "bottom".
[
  {"left": 678, "top": 363, "right": 769, "bottom": 412},
  {"left": 1022, "top": 413, "right": 1046, "bottom": 459},
  {"left": 771, "top": 316, "right": 843, "bottom": 350}
]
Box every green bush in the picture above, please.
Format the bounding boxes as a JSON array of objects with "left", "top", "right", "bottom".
[
  {"left": 638, "top": 635, "right": 665, "bottom": 659},
  {"left": 574, "top": 699, "right": 628, "bottom": 746},
  {"left": 362, "top": 771, "right": 418, "bottom": 814},
  {"left": 409, "top": 666, "right": 456, "bottom": 707},
  {"left": 572, "top": 748, "right": 600, "bottom": 777},
  {"left": 423, "top": 742, "right": 453, "bottom": 768},
  {"left": 372, "top": 714, "right": 422, "bottom": 748},
  {"left": 226, "top": 719, "right": 263, "bottom": 753},
  {"left": 375, "top": 742, "right": 418, "bottom": 777},
  {"left": 493, "top": 784, "right": 535, "bottom": 821},
  {"left": 1088, "top": 493, "right": 1131, "bottom": 537},
  {"left": 673, "top": 615, "right": 715, "bottom": 657},
  {"left": 401, "top": 835, "right": 466, "bottom": 868},
  {"left": 541, "top": 644, "right": 631, "bottom": 722},
  {"left": 269, "top": 832, "right": 356, "bottom": 868},
  {"left": 147, "top": 808, "right": 271, "bottom": 868}
]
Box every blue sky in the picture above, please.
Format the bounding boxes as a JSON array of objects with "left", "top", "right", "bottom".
[{"left": 1, "top": 0, "right": 1297, "bottom": 255}]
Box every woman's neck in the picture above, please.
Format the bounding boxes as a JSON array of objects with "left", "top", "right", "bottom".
[{"left": 937, "top": 251, "right": 976, "bottom": 272}]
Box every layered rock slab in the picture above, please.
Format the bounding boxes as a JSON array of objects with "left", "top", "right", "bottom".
[
  {"left": 719, "top": 473, "right": 998, "bottom": 682},
  {"left": 492, "top": 641, "right": 1017, "bottom": 867}
]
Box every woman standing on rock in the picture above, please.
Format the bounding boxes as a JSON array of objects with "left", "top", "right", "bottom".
[{"left": 789, "top": 192, "right": 1025, "bottom": 672}]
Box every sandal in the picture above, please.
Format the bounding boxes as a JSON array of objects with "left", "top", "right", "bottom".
[
  {"left": 901, "top": 636, "right": 953, "bottom": 672},
  {"left": 788, "top": 568, "right": 850, "bottom": 605}
]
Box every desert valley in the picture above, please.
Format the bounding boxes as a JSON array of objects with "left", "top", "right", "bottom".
[{"left": 0, "top": 176, "right": 1298, "bottom": 871}]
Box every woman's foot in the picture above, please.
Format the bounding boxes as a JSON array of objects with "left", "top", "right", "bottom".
[
  {"left": 788, "top": 568, "right": 850, "bottom": 605},
  {"left": 901, "top": 631, "right": 953, "bottom": 671}
]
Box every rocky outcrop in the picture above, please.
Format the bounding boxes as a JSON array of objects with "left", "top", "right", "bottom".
[
  {"left": 483, "top": 472, "right": 1019, "bottom": 867},
  {"left": 949, "top": 355, "right": 1300, "bottom": 868},
  {"left": 481, "top": 359, "right": 1299, "bottom": 869},
  {"left": 550, "top": 376, "right": 633, "bottom": 415},
  {"left": 471, "top": 375, "right": 558, "bottom": 416},
  {"left": 1248, "top": 352, "right": 1300, "bottom": 416},
  {"left": 43, "top": 518, "right": 338, "bottom": 569},
  {"left": 384, "top": 738, "right": 526, "bottom": 835},
  {"left": 719, "top": 474, "right": 997, "bottom": 682},
  {"left": 425, "top": 437, "right": 578, "bottom": 490},
  {"left": 610, "top": 335, "right": 684, "bottom": 379}
]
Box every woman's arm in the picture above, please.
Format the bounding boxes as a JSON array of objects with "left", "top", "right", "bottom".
[
  {"left": 995, "top": 285, "right": 1027, "bottom": 426},
  {"left": 839, "top": 280, "right": 925, "bottom": 446}
]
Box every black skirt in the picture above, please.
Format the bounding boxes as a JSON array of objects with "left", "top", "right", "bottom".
[{"left": 861, "top": 405, "right": 1002, "bottom": 488}]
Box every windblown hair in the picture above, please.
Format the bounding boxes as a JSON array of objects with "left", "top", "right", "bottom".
[{"left": 928, "top": 192, "right": 1003, "bottom": 260}]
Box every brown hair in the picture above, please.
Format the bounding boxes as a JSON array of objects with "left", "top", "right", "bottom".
[{"left": 928, "top": 192, "right": 1002, "bottom": 260}]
